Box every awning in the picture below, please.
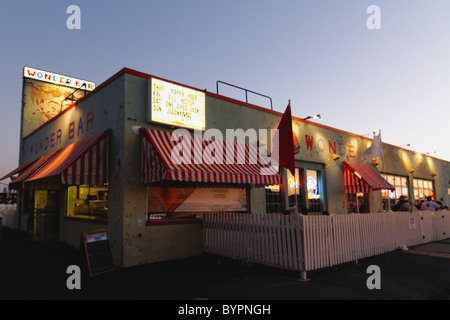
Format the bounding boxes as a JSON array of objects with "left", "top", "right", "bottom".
[
  {"left": 25, "top": 130, "right": 110, "bottom": 186},
  {"left": 142, "top": 128, "right": 282, "bottom": 186},
  {"left": 344, "top": 161, "right": 394, "bottom": 193},
  {"left": 0, "top": 158, "right": 39, "bottom": 181},
  {"left": 7, "top": 150, "right": 60, "bottom": 189}
]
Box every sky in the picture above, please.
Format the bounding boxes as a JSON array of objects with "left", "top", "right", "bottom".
[{"left": 1, "top": 0, "right": 449, "bottom": 183}]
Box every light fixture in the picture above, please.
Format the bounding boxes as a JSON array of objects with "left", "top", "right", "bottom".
[
  {"left": 332, "top": 154, "right": 340, "bottom": 160},
  {"left": 409, "top": 169, "right": 415, "bottom": 173},
  {"left": 303, "top": 114, "right": 321, "bottom": 121},
  {"left": 431, "top": 173, "right": 437, "bottom": 177}
]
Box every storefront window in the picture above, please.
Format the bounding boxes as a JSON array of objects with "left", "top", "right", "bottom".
[
  {"left": 413, "top": 178, "right": 434, "bottom": 205},
  {"left": 287, "top": 166, "right": 323, "bottom": 214},
  {"left": 265, "top": 184, "right": 282, "bottom": 214},
  {"left": 265, "top": 165, "right": 282, "bottom": 214},
  {"left": 381, "top": 174, "right": 409, "bottom": 211},
  {"left": 347, "top": 192, "right": 369, "bottom": 213},
  {"left": 147, "top": 185, "right": 248, "bottom": 223},
  {"left": 287, "top": 168, "right": 304, "bottom": 214},
  {"left": 66, "top": 184, "right": 109, "bottom": 221},
  {"left": 306, "top": 169, "right": 321, "bottom": 212}
]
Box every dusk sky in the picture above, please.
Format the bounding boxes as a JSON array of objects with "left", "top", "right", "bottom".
[{"left": 1, "top": 0, "right": 449, "bottom": 182}]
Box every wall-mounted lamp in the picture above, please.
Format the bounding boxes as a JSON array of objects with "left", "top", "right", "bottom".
[
  {"left": 303, "top": 114, "right": 321, "bottom": 121},
  {"left": 431, "top": 173, "right": 437, "bottom": 177},
  {"left": 409, "top": 169, "right": 415, "bottom": 173},
  {"left": 332, "top": 154, "right": 340, "bottom": 160}
]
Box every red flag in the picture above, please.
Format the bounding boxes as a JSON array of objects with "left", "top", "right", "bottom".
[{"left": 272, "top": 102, "right": 295, "bottom": 176}]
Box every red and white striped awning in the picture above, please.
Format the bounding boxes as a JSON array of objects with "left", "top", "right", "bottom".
[
  {"left": 142, "top": 128, "right": 282, "bottom": 186},
  {"left": 344, "top": 161, "right": 394, "bottom": 194},
  {"left": 3, "top": 130, "right": 110, "bottom": 189},
  {"left": 7, "top": 150, "right": 60, "bottom": 189},
  {"left": 0, "top": 158, "right": 39, "bottom": 182}
]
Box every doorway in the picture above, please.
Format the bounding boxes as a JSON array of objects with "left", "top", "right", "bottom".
[{"left": 31, "top": 190, "right": 59, "bottom": 241}]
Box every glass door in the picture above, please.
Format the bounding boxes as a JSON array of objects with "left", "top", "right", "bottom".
[{"left": 33, "top": 190, "right": 58, "bottom": 241}]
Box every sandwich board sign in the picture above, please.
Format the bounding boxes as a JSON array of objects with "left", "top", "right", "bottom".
[{"left": 81, "top": 229, "right": 115, "bottom": 276}]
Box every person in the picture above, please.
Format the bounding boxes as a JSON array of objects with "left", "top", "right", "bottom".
[
  {"left": 301, "top": 207, "right": 309, "bottom": 216},
  {"left": 420, "top": 196, "right": 441, "bottom": 211},
  {"left": 393, "top": 196, "right": 410, "bottom": 212}
]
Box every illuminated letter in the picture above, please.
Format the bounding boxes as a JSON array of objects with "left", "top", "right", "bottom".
[
  {"left": 305, "top": 135, "right": 314, "bottom": 150},
  {"left": 56, "top": 129, "right": 62, "bottom": 145},
  {"left": 86, "top": 111, "right": 94, "bottom": 132},
  {"left": 366, "top": 5, "right": 381, "bottom": 30},
  {"left": 329, "top": 141, "right": 336, "bottom": 154},
  {"left": 317, "top": 138, "right": 325, "bottom": 152},
  {"left": 348, "top": 145, "right": 356, "bottom": 158},
  {"left": 77, "top": 117, "right": 84, "bottom": 136},
  {"left": 66, "top": 5, "right": 81, "bottom": 30},
  {"left": 366, "top": 265, "right": 381, "bottom": 290},
  {"left": 69, "top": 122, "right": 75, "bottom": 139}
]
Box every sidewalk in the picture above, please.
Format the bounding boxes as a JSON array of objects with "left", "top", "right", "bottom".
[{"left": 0, "top": 227, "right": 449, "bottom": 300}]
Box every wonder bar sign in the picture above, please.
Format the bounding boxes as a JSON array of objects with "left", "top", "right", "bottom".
[
  {"left": 24, "top": 67, "right": 96, "bottom": 91},
  {"left": 149, "top": 78, "right": 206, "bottom": 131}
]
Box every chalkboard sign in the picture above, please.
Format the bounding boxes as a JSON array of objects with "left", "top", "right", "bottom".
[{"left": 82, "top": 229, "right": 115, "bottom": 276}]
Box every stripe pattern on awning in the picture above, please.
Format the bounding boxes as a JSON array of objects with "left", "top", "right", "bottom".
[
  {"left": 8, "top": 150, "right": 60, "bottom": 189},
  {"left": 344, "top": 161, "right": 394, "bottom": 193},
  {"left": 0, "top": 158, "right": 39, "bottom": 182},
  {"left": 142, "top": 129, "right": 282, "bottom": 186},
  {"left": 26, "top": 130, "right": 110, "bottom": 186}
]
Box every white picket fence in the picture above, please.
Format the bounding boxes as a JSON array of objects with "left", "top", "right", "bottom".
[
  {"left": 203, "top": 213, "right": 304, "bottom": 271},
  {"left": 203, "top": 211, "right": 450, "bottom": 276}
]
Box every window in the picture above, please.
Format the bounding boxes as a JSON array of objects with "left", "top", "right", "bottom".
[
  {"left": 413, "top": 178, "right": 434, "bottom": 205},
  {"left": 265, "top": 184, "right": 282, "bottom": 214},
  {"left": 287, "top": 165, "right": 324, "bottom": 214},
  {"left": 66, "top": 184, "right": 109, "bottom": 221},
  {"left": 306, "top": 169, "right": 321, "bottom": 212},
  {"left": 381, "top": 174, "right": 409, "bottom": 211},
  {"left": 287, "top": 168, "right": 305, "bottom": 214},
  {"left": 265, "top": 165, "right": 282, "bottom": 214},
  {"left": 147, "top": 185, "right": 248, "bottom": 224}
]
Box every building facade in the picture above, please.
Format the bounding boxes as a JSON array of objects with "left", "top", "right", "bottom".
[{"left": 2, "top": 67, "right": 449, "bottom": 268}]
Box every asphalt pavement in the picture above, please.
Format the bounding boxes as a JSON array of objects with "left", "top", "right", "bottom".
[{"left": 0, "top": 227, "right": 449, "bottom": 301}]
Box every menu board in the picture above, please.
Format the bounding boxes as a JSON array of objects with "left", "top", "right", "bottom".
[
  {"left": 81, "top": 229, "right": 115, "bottom": 276},
  {"left": 149, "top": 78, "right": 206, "bottom": 131}
]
